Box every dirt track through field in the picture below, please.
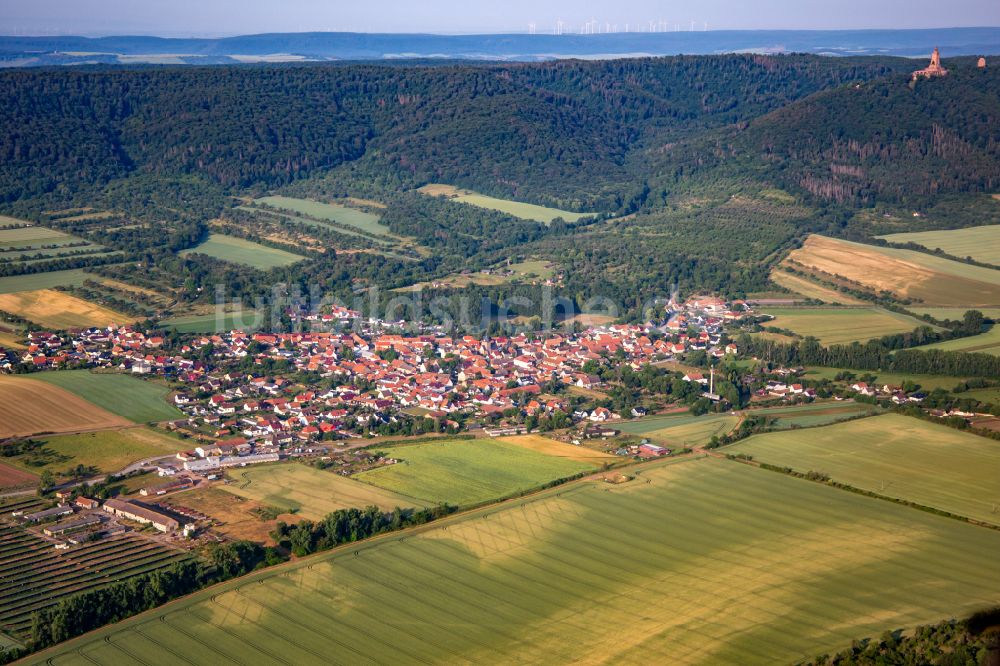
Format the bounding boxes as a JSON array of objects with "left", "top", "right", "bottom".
[{"left": 0, "top": 375, "right": 131, "bottom": 438}]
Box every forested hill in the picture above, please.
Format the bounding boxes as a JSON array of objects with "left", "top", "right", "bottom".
[
  {"left": 679, "top": 58, "right": 1000, "bottom": 207},
  {"left": 0, "top": 55, "right": 911, "bottom": 208}
]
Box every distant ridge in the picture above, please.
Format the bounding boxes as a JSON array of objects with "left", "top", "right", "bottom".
[{"left": 2, "top": 27, "right": 999, "bottom": 67}]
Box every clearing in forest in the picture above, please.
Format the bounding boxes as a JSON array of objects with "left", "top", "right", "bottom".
[
  {"left": 181, "top": 233, "right": 305, "bottom": 269},
  {"left": 418, "top": 183, "right": 588, "bottom": 224}
]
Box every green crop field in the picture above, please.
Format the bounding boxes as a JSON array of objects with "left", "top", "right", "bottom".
[
  {"left": 28, "top": 458, "right": 1000, "bottom": 665},
  {"left": 3, "top": 427, "right": 183, "bottom": 477},
  {"left": 916, "top": 324, "right": 1000, "bottom": 356},
  {"left": 802, "top": 367, "right": 971, "bottom": 391},
  {"left": 255, "top": 196, "right": 393, "bottom": 236},
  {"left": 221, "top": 464, "right": 430, "bottom": 521},
  {"left": 878, "top": 225, "right": 1000, "bottom": 265},
  {"left": 618, "top": 413, "right": 739, "bottom": 446},
  {"left": 0, "top": 527, "right": 188, "bottom": 644},
  {"left": 181, "top": 233, "right": 305, "bottom": 269},
  {"left": 418, "top": 183, "right": 588, "bottom": 224},
  {"left": 353, "top": 438, "right": 597, "bottom": 506},
  {"left": 0, "top": 269, "right": 93, "bottom": 294},
  {"left": 908, "top": 307, "right": 1000, "bottom": 321},
  {"left": 727, "top": 414, "right": 1000, "bottom": 525},
  {"left": 744, "top": 402, "right": 880, "bottom": 429},
  {"left": 162, "top": 309, "right": 263, "bottom": 333},
  {"left": 31, "top": 371, "right": 181, "bottom": 423},
  {"left": 763, "top": 307, "right": 932, "bottom": 345}
]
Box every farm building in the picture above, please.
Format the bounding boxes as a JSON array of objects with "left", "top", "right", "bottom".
[
  {"left": 103, "top": 499, "right": 180, "bottom": 532},
  {"left": 43, "top": 515, "right": 102, "bottom": 537},
  {"left": 183, "top": 452, "right": 280, "bottom": 472},
  {"left": 21, "top": 505, "right": 73, "bottom": 522}
]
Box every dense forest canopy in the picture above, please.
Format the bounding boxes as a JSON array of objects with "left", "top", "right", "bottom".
[{"left": 1, "top": 54, "right": 997, "bottom": 311}]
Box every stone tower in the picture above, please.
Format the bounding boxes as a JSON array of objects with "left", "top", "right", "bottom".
[{"left": 912, "top": 47, "right": 949, "bottom": 80}]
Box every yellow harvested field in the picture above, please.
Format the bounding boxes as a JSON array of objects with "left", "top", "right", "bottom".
[
  {"left": 500, "top": 434, "right": 619, "bottom": 465},
  {"left": 769, "top": 268, "right": 865, "bottom": 304},
  {"left": 784, "top": 235, "right": 1000, "bottom": 306},
  {"left": 0, "top": 375, "right": 131, "bottom": 438},
  {"left": 0, "top": 289, "right": 129, "bottom": 329}
]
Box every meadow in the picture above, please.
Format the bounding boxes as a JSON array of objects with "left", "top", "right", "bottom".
[
  {"left": 617, "top": 413, "right": 739, "bottom": 446},
  {"left": 762, "top": 306, "right": 931, "bottom": 345},
  {"left": 0, "top": 224, "right": 110, "bottom": 266},
  {"left": 31, "top": 371, "right": 181, "bottom": 423},
  {"left": 353, "top": 438, "right": 598, "bottom": 506},
  {"left": 0, "top": 289, "right": 128, "bottom": 329},
  {"left": 161, "top": 309, "right": 263, "bottom": 333},
  {"left": 744, "top": 402, "right": 880, "bottom": 429},
  {"left": 801, "top": 367, "right": 971, "bottom": 391},
  {"left": 3, "top": 428, "right": 183, "bottom": 477},
  {"left": 726, "top": 414, "right": 1000, "bottom": 525},
  {"left": 916, "top": 324, "right": 1000, "bottom": 356},
  {"left": 255, "top": 195, "right": 393, "bottom": 237},
  {"left": 0, "top": 269, "right": 93, "bottom": 294},
  {"left": 418, "top": 183, "right": 588, "bottom": 224},
  {"left": 0, "top": 376, "right": 130, "bottom": 439},
  {"left": 908, "top": 307, "right": 1000, "bottom": 321},
  {"left": 221, "top": 464, "right": 429, "bottom": 521},
  {"left": 28, "top": 458, "right": 1000, "bottom": 665},
  {"left": 784, "top": 235, "right": 1000, "bottom": 306},
  {"left": 181, "top": 233, "right": 305, "bottom": 270},
  {"left": 878, "top": 224, "right": 1000, "bottom": 266},
  {"left": 397, "top": 259, "right": 556, "bottom": 291}
]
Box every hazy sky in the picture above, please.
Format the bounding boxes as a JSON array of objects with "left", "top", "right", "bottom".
[{"left": 2, "top": 0, "right": 999, "bottom": 37}]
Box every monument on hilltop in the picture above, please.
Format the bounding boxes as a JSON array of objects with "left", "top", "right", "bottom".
[{"left": 912, "top": 47, "right": 949, "bottom": 80}]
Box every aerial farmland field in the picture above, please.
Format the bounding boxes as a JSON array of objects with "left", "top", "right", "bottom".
[
  {"left": 418, "top": 183, "right": 588, "bottom": 224},
  {"left": 0, "top": 289, "right": 128, "bottom": 329},
  {"left": 744, "top": 402, "right": 880, "bottom": 429},
  {"left": 761, "top": 306, "right": 931, "bottom": 345},
  {"left": 0, "top": 269, "right": 93, "bottom": 294},
  {"left": 726, "top": 414, "right": 1000, "bottom": 525},
  {"left": 27, "top": 458, "right": 1000, "bottom": 665},
  {"left": 878, "top": 224, "right": 1000, "bottom": 265},
  {"left": 0, "top": 376, "right": 130, "bottom": 439},
  {"left": 353, "top": 437, "right": 598, "bottom": 506},
  {"left": 2, "top": 428, "right": 183, "bottom": 478},
  {"left": 915, "top": 323, "right": 1000, "bottom": 356},
  {"left": 768, "top": 268, "right": 865, "bottom": 304},
  {"left": 617, "top": 413, "right": 739, "bottom": 446},
  {"left": 801, "top": 366, "right": 973, "bottom": 391},
  {"left": 161, "top": 309, "right": 262, "bottom": 333},
  {"left": 255, "top": 195, "right": 394, "bottom": 237},
  {"left": 181, "top": 233, "right": 305, "bottom": 269},
  {"left": 31, "top": 371, "right": 181, "bottom": 423},
  {"left": 221, "top": 463, "right": 430, "bottom": 521},
  {"left": 784, "top": 235, "right": 1000, "bottom": 306}
]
